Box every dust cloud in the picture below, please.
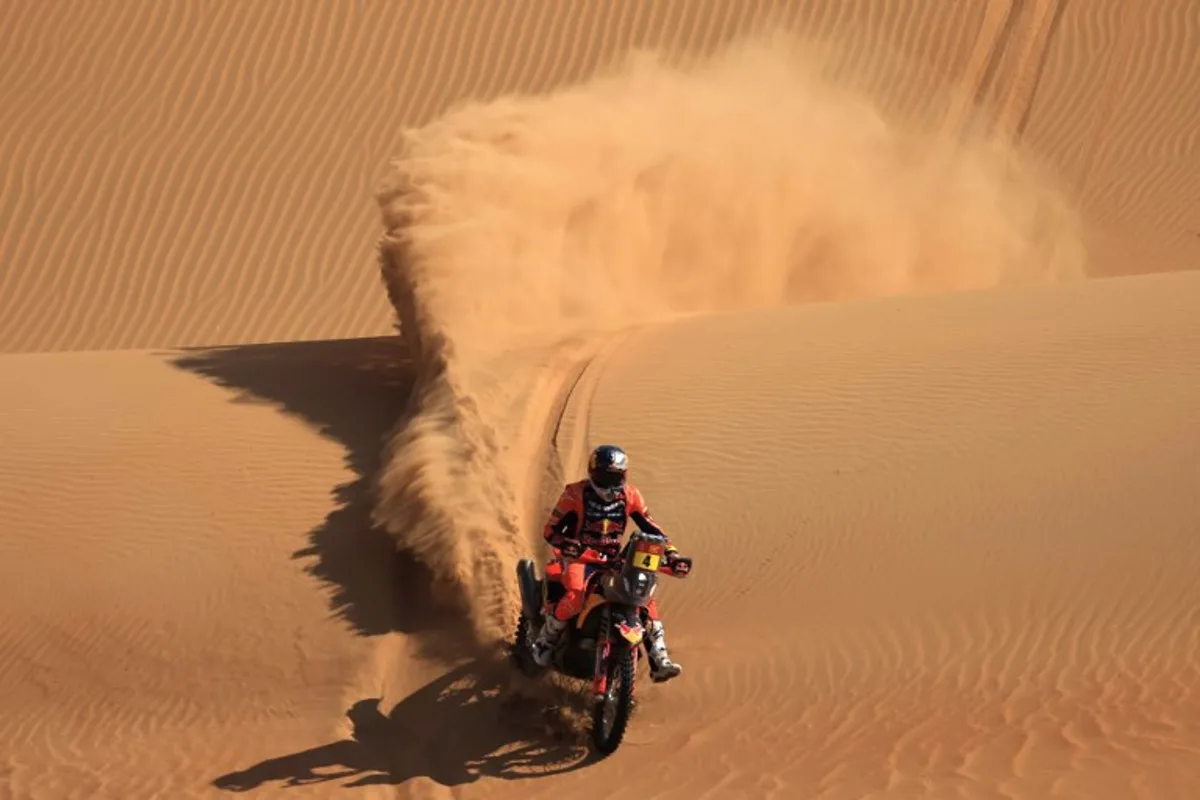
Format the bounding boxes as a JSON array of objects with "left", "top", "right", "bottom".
[{"left": 372, "top": 33, "right": 1086, "bottom": 645}]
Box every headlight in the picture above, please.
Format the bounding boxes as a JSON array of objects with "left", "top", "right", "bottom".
[{"left": 622, "top": 570, "right": 656, "bottom": 603}]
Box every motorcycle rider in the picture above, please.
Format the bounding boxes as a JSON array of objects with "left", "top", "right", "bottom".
[{"left": 530, "top": 443, "right": 691, "bottom": 683}]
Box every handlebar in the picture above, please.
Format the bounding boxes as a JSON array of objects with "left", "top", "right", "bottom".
[
  {"left": 552, "top": 545, "right": 690, "bottom": 576},
  {"left": 551, "top": 545, "right": 612, "bottom": 565}
]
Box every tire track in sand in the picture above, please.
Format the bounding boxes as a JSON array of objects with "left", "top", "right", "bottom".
[
  {"left": 527, "top": 327, "right": 646, "bottom": 554},
  {"left": 998, "top": 0, "right": 1070, "bottom": 142},
  {"left": 943, "top": 0, "right": 1067, "bottom": 144},
  {"left": 547, "top": 329, "right": 644, "bottom": 480},
  {"left": 940, "top": 0, "right": 1019, "bottom": 140}
]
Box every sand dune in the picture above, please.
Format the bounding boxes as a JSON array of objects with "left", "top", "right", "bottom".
[
  {"left": 2, "top": 1, "right": 1197, "bottom": 353},
  {"left": 185, "top": 268, "right": 1200, "bottom": 799},
  {"left": 530, "top": 268, "right": 1200, "bottom": 798},
  {"left": 0, "top": 341, "right": 412, "bottom": 798},
  {"left": 3, "top": 1, "right": 1200, "bottom": 798}
]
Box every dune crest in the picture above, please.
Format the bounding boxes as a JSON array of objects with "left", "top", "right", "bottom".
[{"left": 372, "top": 33, "right": 1086, "bottom": 645}]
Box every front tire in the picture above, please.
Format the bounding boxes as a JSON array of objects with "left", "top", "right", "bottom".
[{"left": 591, "top": 646, "right": 636, "bottom": 756}]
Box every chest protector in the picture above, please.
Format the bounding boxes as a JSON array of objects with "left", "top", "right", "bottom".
[{"left": 578, "top": 488, "right": 628, "bottom": 552}]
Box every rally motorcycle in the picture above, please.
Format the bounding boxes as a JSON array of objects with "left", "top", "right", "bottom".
[{"left": 512, "top": 529, "right": 692, "bottom": 756}]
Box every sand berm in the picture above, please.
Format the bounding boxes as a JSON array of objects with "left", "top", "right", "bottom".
[{"left": 370, "top": 33, "right": 1086, "bottom": 648}]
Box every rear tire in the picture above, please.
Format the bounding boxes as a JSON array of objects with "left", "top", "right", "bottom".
[
  {"left": 591, "top": 647, "right": 636, "bottom": 757},
  {"left": 511, "top": 610, "right": 542, "bottom": 676},
  {"left": 516, "top": 559, "right": 542, "bottom": 621}
]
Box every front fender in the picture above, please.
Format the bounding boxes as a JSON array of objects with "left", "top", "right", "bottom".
[
  {"left": 576, "top": 592, "right": 607, "bottom": 628},
  {"left": 612, "top": 606, "right": 645, "bottom": 645},
  {"left": 615, "top": 620, "right": 645, "bottom": 645}
]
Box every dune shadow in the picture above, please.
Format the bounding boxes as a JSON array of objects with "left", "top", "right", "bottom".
[
  {"left": 167, "top": 336, "right": 468, "bottom": 650},
  {"left": 171, "top": 337, "right": 595, "bottom": 789},
  {"left": 211, "top": 656, "right": 592, "bottom": 791}
]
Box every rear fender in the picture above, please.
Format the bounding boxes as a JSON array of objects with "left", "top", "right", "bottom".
[{"left": 516, "top": 559, "right": 542, "bottom": 621}]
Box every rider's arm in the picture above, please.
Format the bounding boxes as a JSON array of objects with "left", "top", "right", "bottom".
[
  {"left": 626, "top": 486, "right": 673, "bottom": 547},
  {"left": 543, "top": 485, "right": 581, "bottom": 546},
  {"left": 627, "top": 486, "right": 690, "bottom": 575}
]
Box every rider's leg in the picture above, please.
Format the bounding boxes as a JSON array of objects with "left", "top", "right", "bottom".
[
  {"left": 553, "top": 560, "right": 591, "bottom": 623},
  {"left": 531, "top": 560, "right": 588, "bottom": 666},
  {"left": 642, "top": 598, "right": 682, "bottom": 682}
]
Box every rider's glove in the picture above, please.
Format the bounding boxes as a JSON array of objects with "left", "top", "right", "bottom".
[
  {"left": 556, "top": 538, "right": 582, "bottom": 559},
  {"left": 666, "top": 551, "right": 692, "bottom": 576}
]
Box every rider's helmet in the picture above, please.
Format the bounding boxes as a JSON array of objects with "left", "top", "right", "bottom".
[{"left": 588, "top": 444, "right": 629, "bottom": 501}]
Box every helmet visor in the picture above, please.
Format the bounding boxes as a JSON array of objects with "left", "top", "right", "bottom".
[{"left": 591, "top": 468, "right": 626, "bottom": 490}]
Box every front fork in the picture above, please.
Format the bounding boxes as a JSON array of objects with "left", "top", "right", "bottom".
[{"left": 592, "top": 607, "right": 611, "bottom": 698}]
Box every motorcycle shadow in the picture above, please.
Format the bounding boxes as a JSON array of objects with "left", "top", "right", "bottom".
[{"left": 211, "top": 656, "right": 596, "bottom": 792}]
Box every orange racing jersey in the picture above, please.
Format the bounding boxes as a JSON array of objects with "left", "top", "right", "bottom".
[{"left": 543, "top": 479, "right": 674, "bottom": 557}]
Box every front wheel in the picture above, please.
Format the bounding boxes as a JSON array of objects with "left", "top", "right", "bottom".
[{"left": 591, "top": 646, "right": 636, "bottom": 756}]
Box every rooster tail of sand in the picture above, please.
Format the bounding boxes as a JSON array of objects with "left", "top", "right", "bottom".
[
  {"left": 370, "top": 33, "right": 1087, "bottom": 647},
  {"left": 372, "top": 219, "right": 524, "bottom": 647}
]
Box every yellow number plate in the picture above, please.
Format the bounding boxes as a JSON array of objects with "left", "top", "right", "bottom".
[{"left": 632, "top": 550, "right": 661, "bottom": 571}]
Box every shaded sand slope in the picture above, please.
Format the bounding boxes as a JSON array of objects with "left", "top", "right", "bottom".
[
  {"left": 499, "top": 269, "right": 1199, "bottom": 799},
  {"left": 0, "top": 339, "right": 433, "bottom": 799},
  {"left": 3, "top": 0, "right": 1198, "bottom": 353}
]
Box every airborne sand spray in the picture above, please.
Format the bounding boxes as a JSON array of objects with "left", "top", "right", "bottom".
[{"left": 372, "top": 33, "right": 1085, "bottom": 645}]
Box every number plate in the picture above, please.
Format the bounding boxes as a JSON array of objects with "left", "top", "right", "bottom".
[{"left": 631, "top": 541, "right": 664, "bottom": 571}]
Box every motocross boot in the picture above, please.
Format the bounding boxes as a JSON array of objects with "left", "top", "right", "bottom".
[
  {"left": 644, "top": 619, "right": 682, "bottom": 682},
  {"left": 530, "top": 615, "right": 567, "bottom": 667}
]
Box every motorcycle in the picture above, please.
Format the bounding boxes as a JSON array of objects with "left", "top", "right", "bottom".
[{"left": 511, "top": 529, "right": 692, "bottom": 756}]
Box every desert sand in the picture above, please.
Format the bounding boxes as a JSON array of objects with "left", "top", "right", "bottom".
[{"left": 2, "top": 2, "right": 1199, "bottom": 798}]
